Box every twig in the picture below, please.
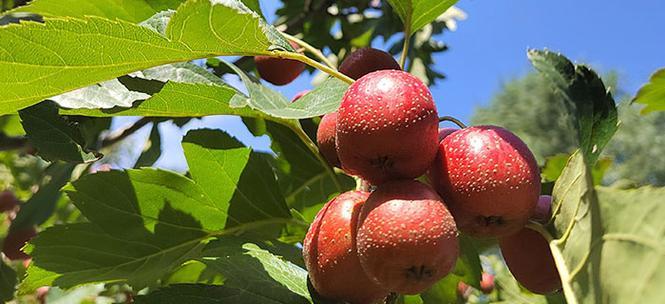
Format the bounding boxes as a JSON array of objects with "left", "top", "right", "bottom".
[
  {"left": 282, "top": 32, "right": 337, "bottom": 68},
  {"left": 399, "top": 21, "right": 412, "bottom": 68},
  {"left": 439, "top": 116, "right": 467, "bottom": 128},
  {"left": 277, "top": 51, "right": 354, "bottom": 84},
  {"left": 0, "top": 133, "right": 28, "bottom": 151},
  {"left": 100, "top": 117, "right": 152, "bottom": 148}
]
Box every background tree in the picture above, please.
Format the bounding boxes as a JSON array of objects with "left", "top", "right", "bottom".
[{"left": 471, "top": 72, "right": 665, "bottom": 186}]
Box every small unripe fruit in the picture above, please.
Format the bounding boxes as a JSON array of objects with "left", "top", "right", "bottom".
[
  {"left": 479, "top": 273, "right": 495, "bottom": 294},
  {"left": 532, "top": 195, "right": 552, "bottom": 223},
  {"left": 500, "top": 228, "right": 561, "bottom": 294},
  {"left": 429, "top": 126, "right": 540, "bottom": 237},
  {"left": 254, "top": 41, "right": 305, "bottom": 86},
  {"left": 337, "top": 70, "right": 439, "bottom": 184},
  {"left": 317, "top": 112, "right": 341, "bottom": 168},
  {"left": 339, "top": 48, "right": 401, "bottom": 80},
  {"left": 303, "top": 191, "right": 389, "bottom": 304},
  {"left": 2, "top": 226, "right": 37, "bottom": 260},
  {"left": 0, "top": 191, "right": 18, "bottom": 212},
  {"left": 356, "top": 180, "right": 458, "bottom": 294}
]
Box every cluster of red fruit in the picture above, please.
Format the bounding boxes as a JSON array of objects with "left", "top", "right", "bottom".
[
  {"left": 252, "top": 47, "right": 561, "bottom": 303},
  {"left": 0, "top": 190, "right": 37, "bottom": 261}
]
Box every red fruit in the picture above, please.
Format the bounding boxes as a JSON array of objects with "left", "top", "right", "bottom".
[
  {"left": 0, "top": 191, "right": 18, "bottom": 212},
  {"left": 339, "top": 48, "right": 401, "bottom": 80},
  {"left": 336, "top": 70, "right": 439, "bottom": 184},
  {"left": 2, "top": 226, "right": 37, "bottom": 260},
  {"left": 500, "top": 228, "right": 561, "bottom": 294},
  {"left": 317, "top": 112, "right": 341, "bottom": 168},
  {"left": 303, "top": 191, "right": 389, "bottom": 304},
  {"left": 429, "top": 126, "right": 540, "bottom": 237},
  {"left": 437, "top": 127, "right": 457, "bottom": 142},
  {"left": 479, "top": 273, "right": 495, "bottom": 294},
  {"left": 457, "top": 281, "right": 470, "bottom": 298},
  {"left": 356, "top": 180, "right": 459, "bottom": 294},
  {"left": 532, "top": 195, "right": 552, "bottom": 223},
  {"left": 292, "top": 90, "right": 311, "bottom": 102},
  {"left": 254, "top": 41, "right": 305, "bottom": 85}
]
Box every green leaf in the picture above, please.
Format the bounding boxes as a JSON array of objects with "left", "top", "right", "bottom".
[
  {"left": 288, "top": 77, "right": 349, "bottom": 118},
  {"left": 51, "top": 79, "right": 151, "bottom": 109},
  {"left": 197, "top": 237, "right": 311, "bottom": 303},
  {"left": 542, "top": 153, "right": 612, "bottom": 186},
  {"left": 0, "top": 115, "right": 25, "bottom": 136},
  {"left": 0, "top": 260, "right": 17, "bottom": 302},
  {"left": 23, "top": 130, "right": 293, "bottom": 291},
  {"left": 549, "top": 151, "right": 665, "bottom": 302},
  {"left": 19, "top": 102, "right": 100, "bottom": 163},
  {"left": 386, "top": 0, "right": 459, "bottom": 33},
  {"left": 0, "top": 0, "right": 291, "bottom": 114},
  {"left": 528, "top": 49, "right": 618, "bottom": 167},
  {"left": 134, "top": 123, "right": 162, "bottom": 168},
  {"left": 11, "top": 163, "right": 75, "bottom": 230},
  {"left": 420, "top": 235, "right": 481, "bottom": 304},
  {"left": 10, "top": 0, "right": 183, "bottom": 22},
  {"left": 181, "top": 129, "right": 291, "bottom": 237},
  {"left": 633, "top": 68, "right": 665, "bottom": 114}
]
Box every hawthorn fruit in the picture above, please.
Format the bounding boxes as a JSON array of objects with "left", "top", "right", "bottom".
[
  {"left": 292, "top": 90, "right": 311, "bottom": 101},
  {"left": 356, "top": 180, "right": 458, "bottom": 294},
  {"left": 338, "top": 48, "right": 401, "bottom": 80},
  {"left": 0, "top": 190, "right": 18, "bottom": 212},
  {"left": 316, "top": 112, "right": 341, "bottom": 168},
  {"left": 303, "top": 191, "right": 389, "bottom": 304},
  {"left": 429, "top": 126, "right": 540, "bottom": 237},
  {"left": 2, "top": 226, "right": 37, "bottom": 260},
  {"left": 336, "top": 70, "right": 439, "bottom": 185},
  {"left": 499, "top": 227, "right": 562, "bottom": 294},
  {"left": 533, "top": 195, "right": 553, "bottom": 223},
  {"left": 437, "top": 127, "right": 458, "bottom": 142},
  {"left": 254, "top": 41, "right": 305, "bottom": 85},
  {"left": 479, "top": 273, "right": 495, "bottom": 294}
]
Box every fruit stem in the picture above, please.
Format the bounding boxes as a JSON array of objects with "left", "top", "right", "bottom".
[
  {"left": 354, "top": 178, "right": 371, "bottom": 192},
  {"left": 282, "top": 33, "right": 337, "bottom": 69},
  {"left": 288, "top": 123, "right": 343, "bottom": 191},
  {"left": 526, "top": 222, "right": 579, "bottom": 304},
  {"left": 276, "top": 51, "right": 355, "bottom": 85},
  {"left": 399, "top": 22, "right": 412, "bottom": 68},
  {"left": 439, "top": 116, "right": 468, "bottom": 128}
]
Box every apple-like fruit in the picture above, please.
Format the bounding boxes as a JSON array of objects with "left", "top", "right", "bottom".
[
  {"left": 356, "top": 180, "right": 458, "bottom": 294},
  {"left": 429, "top": 126, "right": 540, "bottom": 237},
  {"left": 0, "top": 191, "right": 18, "bottom": 212},
  {"left": 336, "top": 70, "right": 439, "bottom": 184},
  {"left": 303, "top": 191, "right": 389, "bottom": 304},
  {"left": 2, "top": 226, "right": 37, "bottom": 260},
  {"left": 339, "top": 48, "right": 401, "bottom": 80},
  {"left": 316, "top": 112, "right": 341, "bottom": 168},
  {"left": 500, "top": 227, "right": 561, "bottom": 294},
  {"left": 254, "top": 41, "right": 305, "bottom": 85}
]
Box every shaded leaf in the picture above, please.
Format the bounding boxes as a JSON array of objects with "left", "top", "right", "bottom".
[
  {"left": 19, "top": 102, "right": 100, "bottom": 163},
  {"left": 0, "top": 0, "right": 291, "bottom": 114},
  {"left": 134, "top": 123, "right": 162, "bottom": 168},
  {"left": 528, "top": 50, "right": 618, "bottom": 167},
  {"left": 0, "top": 260, "right": 16, "bottom": 302},
  {"left": 51, "top": 79, "right": 150, "bottom": 109}
]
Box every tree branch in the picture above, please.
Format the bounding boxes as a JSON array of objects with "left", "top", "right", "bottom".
[
  {"left": 100, "top": 117, "right": 152, "bottom": 148},
  {"left": 0, "top": 133, "right": 28, "bottom": 151}
]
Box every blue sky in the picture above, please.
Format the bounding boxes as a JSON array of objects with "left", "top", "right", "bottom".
[{"left": 132, "top": 0, "right": 664, "bottom": 171}]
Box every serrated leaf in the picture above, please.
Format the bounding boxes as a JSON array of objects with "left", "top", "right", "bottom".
[
  {"left": 0, "top": 260, "right": 17, "bottom": 302},
  {"left": 10, "top": 0, "right": 183, "bottom": 22},
  {"left": 632, "top": 68, "right": 665, "bottom": 114},
  {"left": 386, "top": 0, "right": 458, "bottom": 34},
  {"left": 19, "top": 102, "right": 100, "bottom": 163},
  {"left": 134, "top": 123, "right": 162, "bottom": 168},
  {"left": 181, "top": 129, "right": 291, "bottom": 237},
  {"left": 199, "top": 237, "right": 311, "bottom": 303},
  {"left": 549, "top": 152, "right": 665, "bottom": 303},
  {"left": 528, "top": 50, "right": 618, "bottom": 167},
  {"left": 24, "top": 131, "right": 293, "bottom": 291},
  {"left": 0, "top": 0, "right": 292, "bottom": 114},
  {"left": 11, "top": 163, "right": 75, "bottom": 230}
]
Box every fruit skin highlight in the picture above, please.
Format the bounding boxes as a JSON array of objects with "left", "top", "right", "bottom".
[
  {"left": 336, "top": 70, "right": 439, "bottom": 185},
  {"left": 339, "top": 48, "right": 401, "bottom": 80},
  {"left": 254, "top": 41, "right": 305, "bottom": 85},
  {"left": 317, "top": 112, "right": 341, "bottom": 168},
  {"left": 303, "top": 191, "right": 388, "bottom": 304},
  {"left": 499, "top": 228, "right": 562, "bottom": 294},
  {"left": 356, "top": 180, "right": 459, "bottom": 294},
  {"left": 429, "top": 126, "right": 540, "bottom": 237}
]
